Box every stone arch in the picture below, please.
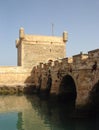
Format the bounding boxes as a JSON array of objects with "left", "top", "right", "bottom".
[
  {"left": 88, "top": 81, "right": 99, "bottom": 107},
  {"left": 58, "top": 74, "right": 77, "bottom": 101}
]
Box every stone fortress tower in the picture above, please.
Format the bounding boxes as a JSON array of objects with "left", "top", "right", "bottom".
[
  {"left": 16, "top": 28, "right": 68, "bottom": 68},
  {"left": 0, "top": 27, "right": 98, "bottom": 106}
]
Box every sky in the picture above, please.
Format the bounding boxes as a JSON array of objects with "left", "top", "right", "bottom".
[{"left": 0, "top": 0, "right": 99, "bottom": 66}]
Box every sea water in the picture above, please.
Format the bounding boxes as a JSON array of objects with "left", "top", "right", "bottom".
[{"left": 0, "top": 95, "right": 98, "bottom": 130}]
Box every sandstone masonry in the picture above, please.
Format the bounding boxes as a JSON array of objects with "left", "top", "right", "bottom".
[
  {"left": 0, "top": 28, "right": 68, "bottom": 94},
  {"left": 16, "top": 28, "right": 68, "bottom": 68},
  {"left": 32, "top": 49, "right": 99, "bottom": 105},
  {"left": 0, "top": 28, "right": 98, "bottom": 105}
]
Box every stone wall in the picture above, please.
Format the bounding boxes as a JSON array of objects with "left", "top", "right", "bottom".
[
  {"left": 32, "top": 49, "right": 99, "bottom": 105},
  {"left": 16, "top": 28, "right": 68, "bottom": 68},
  {"left": 0, "top": 28, "right": 98, "bottom": 105},
  {"left": 0, "top": 66, "right": 34, "bottom": 94},
  {"left": 0, "top": 28, "right": 68, "bottom": 94}
]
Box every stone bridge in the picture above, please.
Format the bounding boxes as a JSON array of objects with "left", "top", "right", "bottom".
[
  {"left": 32, "top": 49, "right": 99, "bottom": 105},
  {"left": 0, "top": 28, "right": 98, "bottom": 106}
]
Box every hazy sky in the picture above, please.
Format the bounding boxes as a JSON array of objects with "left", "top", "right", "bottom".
[{"left": 0, "top": 0, "right": 99, "bottom": 66}]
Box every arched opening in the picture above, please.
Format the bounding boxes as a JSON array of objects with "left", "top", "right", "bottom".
[
  {"left": 58, "top": 75, "right": 77, "bottom": 102},
  {"left": 88, "top": 81, "right": 99, "bottom": 108}
]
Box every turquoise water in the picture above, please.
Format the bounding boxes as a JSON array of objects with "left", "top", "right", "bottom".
[
  {"left": 0, "top": 95, "right": 98, "bottom": 130},
  {"left": 0, "top": 112, "right": 18, "bottom": 130}
]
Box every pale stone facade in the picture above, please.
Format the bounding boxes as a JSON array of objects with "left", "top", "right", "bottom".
[
  {"left": 0, "top": 28, "right": 68, "bottom": 93},
  {"left": 0, "top": 28, "right": 98, "bottom": 105},
  {"left": 16, "top": 28, "right": 68, "bottom": 68}
]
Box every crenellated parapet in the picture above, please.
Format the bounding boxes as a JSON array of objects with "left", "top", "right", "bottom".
[
  {"left": 0, "top": 27, "right": 99, "bottom": 105},
  {"left": 34, "top": 48, "right": 98, "bottom": 72},
  {"left": 33, "top": 48, "right": 99, "bottom": 105}
]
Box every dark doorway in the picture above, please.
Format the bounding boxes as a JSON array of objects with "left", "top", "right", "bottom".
[{"left": 58, "top": 75, "right": 77, "bottom": 102}]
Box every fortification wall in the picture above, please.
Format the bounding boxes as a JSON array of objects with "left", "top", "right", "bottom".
[
  {"left": 0, "top": 66, "right": 30, "bottom": 84},
  {"left": 16, "top": 28, "right": 68, "bottom": 68},
  {"left": 0, "top": 66, "right": 35, "bottom": 94},
  {"left": 0, "top": 28, "right": 68, "bottom": 94},
  {"left": 32, "top": 49, "right": 99, "bottom": 105}
]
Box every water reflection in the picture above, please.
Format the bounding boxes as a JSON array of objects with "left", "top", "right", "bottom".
[
  {"left": 17, "top": 112, "right": 23, "bottom": 130},
  {"left": 0, "top": 95, "right": 99, "bottom": 130},
  {"left": 28, "top": 96, "right": 76, "bottom": 130}
]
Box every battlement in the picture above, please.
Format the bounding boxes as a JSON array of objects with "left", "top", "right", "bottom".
[
  {"left": 0, "top": 28, "right": 98, "bottom": 104},
  {"left": 16, "top": 28, "right": 68, "bottom": 48},
  {"left": 32, "top": 48, "right": 99, "bottom": 105},
  {"left": 34, "top": 48, "right": 99, "bottom": 72}
]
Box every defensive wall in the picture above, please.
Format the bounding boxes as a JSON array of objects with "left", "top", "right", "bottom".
[
  {"left": 32, "top": 49, "right": 99, "bottom": 105},
  {"left": 0, "top": 28, "right": 67, "bottom": 94},
  {"left": 0, "top": 28, "right": 98, "bottom": 105},
  {"left": 0, "top": 66, "right": 34, "bottom": 94}
]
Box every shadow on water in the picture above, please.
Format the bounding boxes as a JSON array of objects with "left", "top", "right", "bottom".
[
  {"left": 23, "top": 76, "right": 99, "bottom": 129},
  {"left": 25, "top": 94, "right": 76, "bottom": 130},
  {"left": 26, "top": 81, "right": 99, "bottom": 129},
  {"left": 0, "top": 80, "right": 99, "bottom": 129},
  {"left": 0, "top": 94, "right": 99, "bottom": 130},
  {"left": 25, "top": 93, "right": 99, "bottom": 130}
]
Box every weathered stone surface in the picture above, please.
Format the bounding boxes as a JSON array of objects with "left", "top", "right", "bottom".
[
  {"left": 16, "top": 28, "right": 68, "bottom": 68},
  {"left": 0, "top": 28, "right": 98, "bottom": 106},
  {"left": 33, "top": 49, "right": 99, "bottom": 105}
]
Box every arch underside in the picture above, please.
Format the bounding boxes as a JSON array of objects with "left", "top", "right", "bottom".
[
  {"left": 58, "top": 75, "right": 77, "bottom": 101},
  {"left": 88, "top": 81, "right": 99, "bottom": 107}
]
